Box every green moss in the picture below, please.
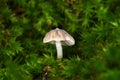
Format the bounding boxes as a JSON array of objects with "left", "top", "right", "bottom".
[{"left": 0, "top": 0, "right": 120, "bottom": 79}]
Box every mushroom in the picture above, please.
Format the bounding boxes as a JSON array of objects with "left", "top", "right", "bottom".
[{"left": 43, "top": 28, "right": 75, "bottom": 59}]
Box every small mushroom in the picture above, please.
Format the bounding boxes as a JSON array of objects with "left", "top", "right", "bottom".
[{"left": 43, "top": 28, "right": 75, "bottom": 59}]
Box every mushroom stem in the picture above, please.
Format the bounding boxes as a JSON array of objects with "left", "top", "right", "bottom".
[{"left": 55, "top": 41, "right": 63, "bottom": 59}]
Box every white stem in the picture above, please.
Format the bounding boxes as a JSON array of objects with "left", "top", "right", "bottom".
[{"left": 55, "top": 41, "right": 63, "bottom": 59}]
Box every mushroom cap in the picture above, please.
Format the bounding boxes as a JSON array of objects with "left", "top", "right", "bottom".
[{"left": 43, "top": 28, "right": 75, "bottom": 46}]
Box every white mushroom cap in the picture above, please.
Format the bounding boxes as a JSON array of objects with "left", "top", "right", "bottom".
[{"left": 43, "top": 28, "right": 75, "bottom": 46}]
